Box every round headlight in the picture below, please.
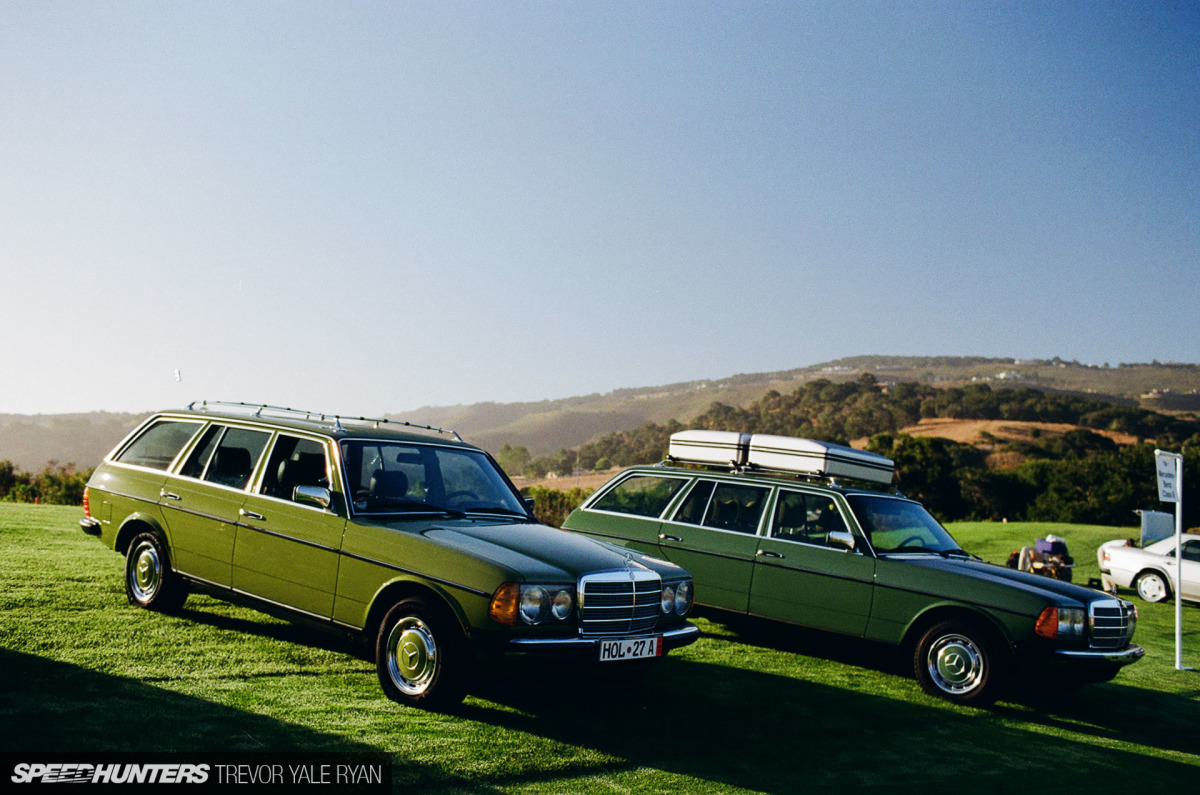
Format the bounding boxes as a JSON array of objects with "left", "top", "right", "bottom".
[
  {"left": 674, "top": 581, "right": 693, "bottom": 615},
  {"left": 519, "top": 586, "right": 549, "bottom": 624},
  {"left": 551, "top": 588, "right": 573, "bottom": 621},
  {"left": 661, "top": 584, "right": 676, "bottom": 614}
]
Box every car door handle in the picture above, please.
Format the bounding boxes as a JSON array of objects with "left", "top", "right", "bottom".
[
  {"left": 659, "top": 534, "right": 682, "bottom": 542},
  {"left": 159, "top": 490, "right": 181, "bottom": 501},
  {"left": 757, "top": 550, "right": 784, "bottom": 559},
  {"left": 239, "top": 509, "right": 265, "bottom": 521}
]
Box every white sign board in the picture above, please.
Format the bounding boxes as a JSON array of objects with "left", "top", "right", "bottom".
[{"left": 1156, "top": 451, "right": 1180, "bottom": 503}]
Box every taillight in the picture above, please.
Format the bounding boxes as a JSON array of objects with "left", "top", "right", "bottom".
[{"left": 83, "top": 487, "right": 91, "bottom": 518}]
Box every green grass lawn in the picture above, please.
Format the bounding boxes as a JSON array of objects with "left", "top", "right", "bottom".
[{"left": 2, "top": 504, "right": 1198, "bottom": 792}]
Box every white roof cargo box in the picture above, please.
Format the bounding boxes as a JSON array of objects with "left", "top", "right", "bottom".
[
  {"left": 667, "top": 429, "right": 894, "bottom": 485},
  {"left": 668, "top": 430, "right": 750, "bottom": 467},
  {"left": 747, "top": 434, "right": 894, "bottom": 485}
]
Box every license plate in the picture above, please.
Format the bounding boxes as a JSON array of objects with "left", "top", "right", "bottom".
[{"left": 599, "top": 636, "right": 662, "bottom": 662}]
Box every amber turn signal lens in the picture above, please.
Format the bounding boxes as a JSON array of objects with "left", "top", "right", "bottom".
[
  {"left": 1034, "top": 607, "right": 1058, "bottom": 639},
  {"left": 489, "top": 582, "right": 520, "bottom": 625}
]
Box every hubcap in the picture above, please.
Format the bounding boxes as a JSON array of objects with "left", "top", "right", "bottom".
[
  {"left": 1138, "top": 575, "right": 1166, "bottom": 601},
  {"left": 927, "top": 633, "right": 984, "bottom": 695},
  {"left": 386, "top": 617, "right": 438, "bottom": 696},
  {"left": 130, "top": 541, "right": 162, "bottom": 602}
]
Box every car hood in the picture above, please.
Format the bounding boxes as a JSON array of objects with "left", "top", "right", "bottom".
[
  {"left": 422, "top": 521, "right": 685, "bottom": 583},
  {"left": 891, "top": 555, "right": 1108, "bottom": 605}
]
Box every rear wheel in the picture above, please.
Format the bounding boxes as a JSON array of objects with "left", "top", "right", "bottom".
[
  {"left": 376, "top": 597, "right": 468, "bottom": 710},
  {"left": 124, "top": 531, "right": 188, "bottom": 612},
  {"left": 1135, "top": 571, "right": 1170, "bottom": 602},
  {"left": 913, "top": 620, "right": 1005, "bottom": 706}
]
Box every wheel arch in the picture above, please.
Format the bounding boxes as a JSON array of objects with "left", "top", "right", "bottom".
[
  {"left": 901, "top": 604, "right": 1015, "bottom": 660},
  {"left": 363, "top": 578, "right": 471, "bottom": 644},
  {"left": 1134, "top": 566, "right": 1173, "bottom": 593},
  {"left": 114, "top": 514, "right": 169, "bottom": 557}
]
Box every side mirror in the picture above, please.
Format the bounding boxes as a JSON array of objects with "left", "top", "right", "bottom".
[
  {"left": 294, "top": 485, "right": 333, "bottom": 511},
  {"left": 827, "top": 530, "right": 856, "bottom": 552},
  {"left": 523, "top": 496, "right": 536, "bottom": 513}
]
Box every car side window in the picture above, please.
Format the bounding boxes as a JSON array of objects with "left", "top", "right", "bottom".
[
  {"left": 179, "top": 424, "right": 223, "bottom": 479},
  {"left": 702, "top": 483, "right": 769, "bottom": 534},
  {"left": 591, "top": 475, "right": 687, "bottom": 518},
  {"left": 672, "top": 480, "right": 716, "bottom": 525},
  {"left": 114, "top": 420, "right": 203, "bottom": 470},
  {"left": 771, "top": 491, "right": 849, "bottom": 548},
  {"left": 203, "top": 427, "right": 271, "bottom": 490},
  {"left": 260, "top": 435, "right": 330, "bottom": 503},
  {"left": 1182, "top": 541, "right": 1200, "bottom": 563}
]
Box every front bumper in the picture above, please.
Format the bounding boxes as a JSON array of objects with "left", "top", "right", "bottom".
[
  {"left": 1054, "top": 644, "right": 1145, "bottom": 666},
  {"left": 502, "top": 623, "right": 701, "bottom": 654}
]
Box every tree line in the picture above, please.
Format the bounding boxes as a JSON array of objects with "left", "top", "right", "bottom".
[
  {"left": 0, "top": 460, "right": 92, "bottom": 505},
  {"left": 510, "top": 376, "right": 1200, "bottom": 528}
]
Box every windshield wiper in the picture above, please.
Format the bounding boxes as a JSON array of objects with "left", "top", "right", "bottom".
[
  {"left": 465, "top": 506, "right": 532, "bottom": 519},
  {"left": 941, "top": 548, "right": 982, "bottom": 561},
  {"left": 884, "top": 545, "right": 943, "bottom": 555},
  {"left": 367, "top": 498, "right": 467, "bottom": 518}
]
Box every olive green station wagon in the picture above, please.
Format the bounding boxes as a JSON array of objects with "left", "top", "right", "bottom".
[
  {"left": 562, "top": 430, "right": 1143, "bottom": 705},
  {"left": 80, "top": 402, "right": 697, "bottom": 709}
]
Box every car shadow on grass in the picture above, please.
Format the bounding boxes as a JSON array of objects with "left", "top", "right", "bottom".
[
  {"left": 0, "top": 648, "right": 367, "bottom": 755},
  {"left": 457, "top": 651, "right": 1200, "bottom": 793},
  {"left": 172, "top": 598, "right": 371, "bottom": 660},
  {"left": 0, "top": 648, "right": 499, "bottom": 792},
  {"left": 693, "top": 609, "right": 1200, "bottom": 761}
]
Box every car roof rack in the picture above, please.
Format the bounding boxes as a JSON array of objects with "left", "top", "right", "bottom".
[
  {"left": 186, "top": 400, "right": 464, "bottom": 442},
  {"left": 652, "top": 458, "right": 906, "bottom": 495}
]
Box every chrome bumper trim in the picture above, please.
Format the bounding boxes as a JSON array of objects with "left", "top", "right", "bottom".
[
  {"left": 507, "top": 623, "right": 701, "bottom": 652},
  {"left": 1054, "top": 645, "right": 1145, "bottom": 665}
]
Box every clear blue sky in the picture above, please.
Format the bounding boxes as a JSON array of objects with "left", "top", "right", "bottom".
[{"left": 2, "top": 1, "right": 1197, "bottom": 416}]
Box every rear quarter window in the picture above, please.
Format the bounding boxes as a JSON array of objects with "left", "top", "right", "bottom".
[
  {"left": 591, "top": 475, "right": 687, "bottom": 518},
  {"left": 114, "top": 420, "right": 203, "bottom": 471}
]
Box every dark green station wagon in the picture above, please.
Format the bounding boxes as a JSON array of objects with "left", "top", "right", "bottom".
[
  {"left": 80, "top": 402, "right": 697, "bottom": 709},
  {"left": 562, "top": 430, "right": 1143, "bottom": 705}
]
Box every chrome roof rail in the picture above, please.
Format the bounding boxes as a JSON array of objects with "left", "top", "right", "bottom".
[{"left": 186, "top": 401, "right": 463, "bottom": 442}]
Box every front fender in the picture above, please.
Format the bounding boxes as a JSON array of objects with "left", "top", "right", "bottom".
[
  {"left": 894, "top": 601, "right": 1018, "bottom": 654},
  {"left": 360, "top": 574, "right": 483, "bottom": 639}
]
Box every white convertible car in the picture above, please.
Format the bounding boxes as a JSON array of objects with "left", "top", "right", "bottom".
[{"left": 1098, "top": 534, "right": 1200, "bottom": 603}]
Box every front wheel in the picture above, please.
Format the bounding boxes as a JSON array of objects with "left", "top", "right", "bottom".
[
  {"left": 124, "top": 531, "right": 188, "bottom": 612},
  {"left": 913, "top": 620, "right": 1005, "bottom": 706},
  {"left": 1135, "top": 571, "right": 1171, "bottom": 602},
  {"left": 376, "top": 598, "right": 468, "bottom": 710}
]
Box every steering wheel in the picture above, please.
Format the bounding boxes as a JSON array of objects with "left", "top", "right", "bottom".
[
  {"left": 897, "top": 534, "right": 925, "bottom": 549},
  {"left": 444, "top": 490, "right": 481, "bottom": 504}
]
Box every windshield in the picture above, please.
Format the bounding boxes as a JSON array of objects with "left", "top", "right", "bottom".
[
  {"left": 845, "top": 495, "right": 962, "bottom": 555},
  {"left": 340, "top": 440, "right": 528, "bottom": 517}
]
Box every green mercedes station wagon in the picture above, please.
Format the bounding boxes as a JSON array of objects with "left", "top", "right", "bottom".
[
  {"left": 561, "top": 430, "right": 1143, "bottom": 705},
  {"left": 80, "top": 402, "right": 697, "bottom": 709}
]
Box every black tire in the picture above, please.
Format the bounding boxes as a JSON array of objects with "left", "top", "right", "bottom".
[
  {"left": 124, "top": 531, "right": 188, "bottom": 612},
  {"left": 375, "top": 597, "right": 468, "bottom": 710},
  {"left": 913, "top": 619, "right": 1005, "bottom": 706},
  {"left": 1135, "top": 571, "right": 1171, "bottom": 603}
]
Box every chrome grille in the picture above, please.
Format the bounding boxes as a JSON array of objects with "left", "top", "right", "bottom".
[
  {"left": 1090, "top": 599, "right": 1135, "bottom": 649},
  {"left": 579, "top": 570, "right": 661, "bottom": 636}
]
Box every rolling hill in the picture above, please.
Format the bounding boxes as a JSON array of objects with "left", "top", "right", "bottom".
[{"left": 3, "top": 356, "right": 1198, "bottom": 472}]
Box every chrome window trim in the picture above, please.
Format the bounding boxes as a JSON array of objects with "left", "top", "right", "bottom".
[
  {"left": 764, "top": 486, "right": 861, "bottom": 552},
  {"left": 659, "top": 479, "right": 771, "bottom": 537},
  {"left": 249, "top": 430, "right": 339, "bottom": 514},
  {"left": 583, "top": 472, "right": 695, "bottom": 521},
  {"left": 336, "top": 436, "right": 524, "bottom": 521},
  {"left": 108, "top": 418, "right": 207, "bottom": 473}
]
